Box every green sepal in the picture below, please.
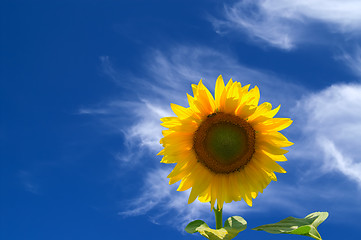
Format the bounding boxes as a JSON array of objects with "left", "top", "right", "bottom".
[
  {"left": 185, "top": 216, "right": 247, "bottom": 240},
  {"left": 252, "top": 212, "right": 329, "bottom": 240}
]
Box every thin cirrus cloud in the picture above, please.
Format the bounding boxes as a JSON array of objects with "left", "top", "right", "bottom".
[
  {"left": 79, "top": 99, "right": 168, "bottom": 165},
  {"left": 118, "top": 167, "right": 215, "bottom": 230},
  {"left": 211, "top": 0, "right": 361, "bottom": 49},
  {"left": 337, "top": 46, "right": 361, "bottom": 78}
]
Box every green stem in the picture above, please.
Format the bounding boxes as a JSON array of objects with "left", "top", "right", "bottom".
[{"left": 214, "top": 205, "right": 223, "bottom": 229}]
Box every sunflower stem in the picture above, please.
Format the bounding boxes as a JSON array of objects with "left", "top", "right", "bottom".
[{"left": 214, "top": 205, "right": 223, "bottom": 229}]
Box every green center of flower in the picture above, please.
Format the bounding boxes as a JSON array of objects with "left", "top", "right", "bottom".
[
  {"left": 193, "top": 112, "right": 255, "bottom": 173},
  {"left": 205, "top": 123, "right": 248, "bottom": 165}
]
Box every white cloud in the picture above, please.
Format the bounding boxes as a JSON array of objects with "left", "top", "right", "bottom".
[
  {"left": 118, "top": 168, "right": 214, "bottom": 230},
  {"left": 212, "top": 0, "right": 361, "bottom": 49},
  {"left": 294, "top": 83, "right": 361, "bottom": 186},
  {"left": 337, "top": 46, "right": 361, "bottom": 77},
  {"left": 79, "top": 99, "right": 169, "bottom": 164},
  {"left": 99, "top": 56, "right": 122, "bottom": 84},
  {"left": 144, "top": 46, "right": 304, "bottom": 110},
  {"left": 319, "top": 138, "right": 361, "bottom": 186}
]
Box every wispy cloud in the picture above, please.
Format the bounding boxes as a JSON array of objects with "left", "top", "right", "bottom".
[
  {"left": 211, "top": 0, "right": 361, "bottom": 49},
  {"left": 18, "top": 170, "right": 40, "bottom": 194},
  {"left": 337, "top": 46, "right": 361, "bottom": 77},
  {"left": 143, "top": 46, "right": 304, "bottom": 110},
  {"left": 118, "top": 168, "right": 214, "bottom": 230},
  {"left": 293, "top": 83, "right": 361, "bottom": 186},
  {"left": 79, "top": 99, "right": 169, "bottom": 165},
  {"left": 99, "top": 56, "right": 122, "bottom": 84}
]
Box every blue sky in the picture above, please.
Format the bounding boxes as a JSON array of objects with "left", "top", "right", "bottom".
[{"left": 1, "top": 0, "right": 361, "bottom": 239}]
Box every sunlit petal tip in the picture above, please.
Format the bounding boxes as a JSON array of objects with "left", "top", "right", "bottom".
[
  {"left": 188, "top": 189, "right": 198, "bottom": 204},
  {"left": 251, "top": 192, "right": 257, "bottom": 199},
  {"left": 168, "top": 178, "right": 176, "bottom": 185},
  {"left": 191, "top": 84, "right": 198, "bottom": 96},
  {"left": 244, "top": 196, "right": 253, "bottom": 207},
  {"left": 226, "top": 78, "right": 233, "bottom": 88},
  {"left": 215, "top": 76, "right": 225, "bottom": 90}
]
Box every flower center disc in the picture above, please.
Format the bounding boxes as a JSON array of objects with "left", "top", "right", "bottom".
[{"left": 193, "top": 112, "right": 255, "bottom": 173}]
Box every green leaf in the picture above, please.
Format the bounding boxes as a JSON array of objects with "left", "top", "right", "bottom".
[
  {"left": 185, "top": 216, "right": 247, "bottom": 240},
  {"left": 252, "top": 212, "right": 329, "bottom": 240}
]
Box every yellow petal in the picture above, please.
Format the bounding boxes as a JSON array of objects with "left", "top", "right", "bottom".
[
  {"left": 170, "top": 103, "right": 194, "bottom": 120},
  {"left": 243, "top": 165, "right": 262, "bottom": 193},
  {"left": 257, "top": 132, "right": 294, "bottom": 147},
  {"left": 256, "top": 141, "right": 289, "bottom": 155},
  {"left": 244, "top": 86, "right": 260, "bottom": 107},
  {"left": 161, "top": 147, "right": 193, "bottom": 163},
  {"left": 198, "top": 182, "right": 212, "bottom": 203},
  {"left": 254, "top": 118, "right": 293, "bottom": 132},
  {"left": 236, "top": 103, "right": 257, "bottom": 119},
  {"left": 188, "top": 165, "right": 212, "bottom": 204},
  {"left": 217, "top": 175, "right": 227, "bottom": 209},
  {"left": 246, "top": 163, "right": 268, "bottom": 192},
  {"left": 218, "top": 86, "right": 228, "bottom": 112},
  {"left": 227, "top": 81, "right": 240, "bottom": 99},
  {"left": 163, "top": 141, "right": 192, "bottom": 155},
  {"left": 167, "top": 154, "right": 194, "bottom": 178},
  {"left": 194, "top": 80, "right": 216, "bottom": 115},
  {"left": 160, "top": 117, "right": 181, "bottom": 128},
  {"left": 224, "top": 97, "right": 240, "bottom": 114},
  {"left": 248, "top": 102, "right": 275, "bottom": 123},
  {"left": 225, "top": 78, "right": 233, "bottom": 90},
  {"left": 236, "top": 171, "right": 253, "bottom": 206},
  {"left": 253, "top": 151, "right": 287, "bottom": 173},
  {"left": 161, "top": 132, "right": 193, "bottom": 146},
  {"left": 191, "top": 84, "right": 198, "bottom": 97},
  {"left": 215, "top": 75, "right": 225, "bottom": 110},
  {"left": 263, "top": 151, "right": 288, "bottom": 162},
  {"left": 224, "top": 174, "right": 233, "bottom": 203},
  {"left": 177, "top": 173, "right": 194, "bottom": 191},
  {"left": 252, "top": 159, "right": 278, "bottom": 182},
  {"left": 157, "top": 149, "right": 164, "bottom": 156},
  {"left": 211, "top": 175, "right": 220, "bottom": 209}
]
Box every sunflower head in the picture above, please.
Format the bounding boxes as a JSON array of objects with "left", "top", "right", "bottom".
[{"left": 158, "top": 75, "right": 293, "bottom": 209}]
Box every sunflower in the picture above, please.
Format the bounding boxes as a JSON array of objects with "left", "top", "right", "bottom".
[{"left": 158, "top": 75, "right": 293, "bottom": 210}]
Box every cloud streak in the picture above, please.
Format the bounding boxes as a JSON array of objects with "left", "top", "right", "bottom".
[
  {"left": 337, "top": 46, "right": 361, "bottom": 77},
  {"left": 118, "top": 168, "right": 213, "bottom": 230},
  {"left": 211, "top": 0, "right": 361, "bottom": 49}
]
